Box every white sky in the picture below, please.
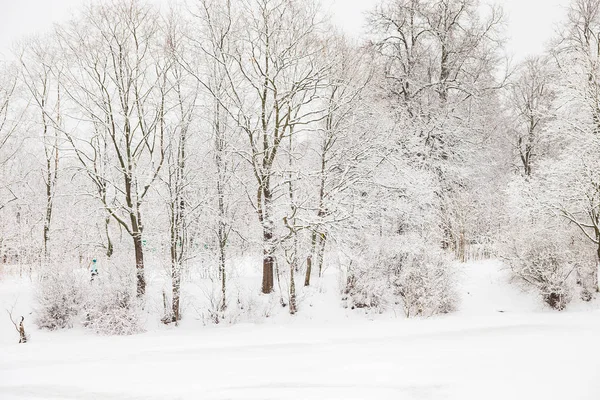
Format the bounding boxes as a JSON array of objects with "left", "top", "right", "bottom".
[{"left": 0, "top": 0, "right": 570, "bottom": 61}]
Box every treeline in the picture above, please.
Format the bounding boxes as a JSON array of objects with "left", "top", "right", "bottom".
[{"left": 0, "top": 0, "right": 598, "bottom": 331}]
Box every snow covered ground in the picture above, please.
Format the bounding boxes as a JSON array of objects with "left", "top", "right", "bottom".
[{"left": 1, "top": 261, "right": 600, "bottom": 400}]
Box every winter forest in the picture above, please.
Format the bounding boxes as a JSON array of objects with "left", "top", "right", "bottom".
[{"left": 1, "top": 0, "right": 600, "bottom": 398}]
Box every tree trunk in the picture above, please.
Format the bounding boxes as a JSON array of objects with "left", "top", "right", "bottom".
[
  {"left": 289, "top": 259, "right": 297, "bottom": 314},
  {"left": 43, "top": 173, "right": 52, "bottom": 260},
  {"left": 595, "top": 243, "right": 600, "bottom": 293},
  {"left": 169, "top": 191, "right": 184, "bottom": 322},
  {"left": 216, "top": 159, "right": 227, "bottom": 310},
  {"left": 439, "top": 43, "right": 449, "bottom": 103},
  {"left": 42, "top": 129, "right": 59, "bottom": 262},
  {"left": 307, "top": 197, "right": 327, "bottom": 285},
  {"left": 171, "top": 260, "right": 181, "bottom": 321},
  {"left": 219, "top": 240, "right": 226, "bottom": 311},
  {"left": 305, "top": 254, "right": 312, "bottom": 287},
  {"left": 261, "top": 186, "right": 274, "bottom": 294},
  {"left": 170, "top": 207, "right": 181, "bottom": 322},
  {"left": 305, "top": 229, "right": 319, "bottom": 286},
  {"left": 317, "top": 233, "right": 326, "bottom": 278},
  {"left": 133, "top": 231, "right": 145, "bottom": 296},
  {"left": 42, "top": 219, "right": 50, "bottom": 260},
  {"left": 262, "top": 250, "right": 274, "bottom": 294},
  {"left": 105, "top": 216, "right": 114, "bottom": 258},
  {"left": 217, "top": 170, "right": 227, "bottom": 308}
]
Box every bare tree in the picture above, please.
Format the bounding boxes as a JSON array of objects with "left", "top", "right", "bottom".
[
  {"left": 19, "top": 38, "right": 63, "bottom": 260},
  {"left": 183, "top": 0, "right": 241, "bottom": 312},
  {"left": 0, "top": 63, "right": 20, "bottom": 212},
  {"left": 305, "top": 38, "right": 374, "bottom": 286},
  {"left": 507, "top": 56, "right": 555, "bottom": 177},
  {"left": 554, "top": 0, "right": 600, "bottom": 293},
  {"left": 161, "top": 10, "right": 199, "bottom": 322},
  {"left": 55, "top": 0, "right": 169, "bottom": 296},
  {"left": 189, "top": 0, "right": 329, "bottom": 294},
  {"left": 234, "top": 0, "right": 330, "bottom": 293},
  {"left": 370, "top": 0, "right": 505, "bottom": 259}
]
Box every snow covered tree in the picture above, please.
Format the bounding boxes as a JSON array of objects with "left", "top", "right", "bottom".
[
  {"left": 369, "top": 0, "right": 505, "bottom": 260},
  {"left": 19, "top": 38, "right": 63, "bottom": 261},
  {"left": 303, "top": 37, "right": 376, "bottom": 286},
  {"left": 162, "top": 13, "right": 197, "bottom": 323},
  {"left": 193, "top": 0, "right": 331, "bottom": 294},
  {"left": 55, "top": 0, "right": 170, "bottom": 296},
  {"left": 0, "top": 62, "right": 20, "bottom": 212},
  {"left": 544, "top": 0, "right": 600, "bottom": 294},
  {"left": 506, "top": 56, "right": 555, "bottom": 177}
]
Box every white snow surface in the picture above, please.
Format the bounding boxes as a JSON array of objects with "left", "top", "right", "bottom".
[{"left": 1, "top": 260, "right": 600, "bottom": 399}]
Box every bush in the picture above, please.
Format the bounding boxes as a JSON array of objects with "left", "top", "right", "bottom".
[
  {"left": 343, "top": 268, "right": 387, "bottom": 313},
  {"left": 501, "top": 177, "right": 595, "bottom": 309},
  {"left": 33, "top": 260, "right": 145, "bottom": 335},
  {"left": 34, "top": 268, "right": 84, "bottom": 330},
  {"left": 392, "top": 249, "right": 456, "bottom": 317},
  {"left": 508, "top": 238, "right": 575, "bottom": 310},
  {"left": 501, "top": 221, "right": 593, "bottom": 310},
  {"left": 342, "top": 235, "right": 457, "bottom": 317},
  {"left": 82, "top": 269, "right": 144, "bottom": 336}
]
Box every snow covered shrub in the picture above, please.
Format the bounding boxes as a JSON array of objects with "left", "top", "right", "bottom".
[
  {"left": 392, "top": 248, "right": 456, "bottom": 317},
  {"left": 198, "top": 279, "right": 227, "bottom": 325},
  {"left": 82, "top": 267, "right": 143, "bottom": 335},
  {"left": 342, "top": 263, "right": 388, "bottom": 312},
  {"left": 506, "top": 235, "right": 577, "bottom": 311},
  {"left": 500, "top": 177, "right": 588, "bottom": 310},
  {"left": 34, "top": 268, "right": 85, "bottom": 330},
  {"left": 501, "top": 177, "right": 600, "bottom": 308},
  {"left": 342, "top": 235, "right": 457, "bottom": 317},
  {"left": 226, "top": 286, "right": 279, "bottom": 322}
]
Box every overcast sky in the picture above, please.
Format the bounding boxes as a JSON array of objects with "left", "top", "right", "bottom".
[{"left": 0, "top": 0, "right": 570, "bottom": 61}]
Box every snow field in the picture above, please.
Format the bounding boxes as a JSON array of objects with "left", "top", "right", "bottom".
[{"left": 0, "top": 260, "right": 599, "bottom": 400}]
